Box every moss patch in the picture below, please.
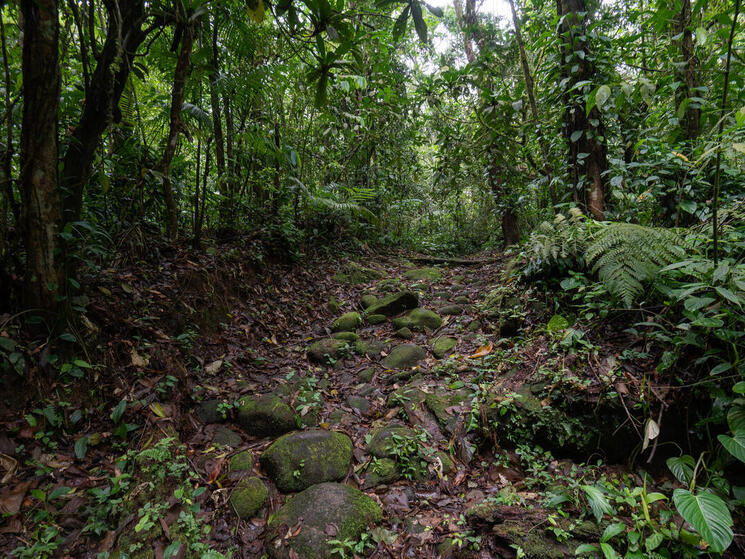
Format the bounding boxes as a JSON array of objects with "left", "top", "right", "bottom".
[
  {"left": 432, "top": 336, "right": 457, "bottom": 358},
  {"left": 381, "top": 344, "right": 426, "bottom": 369},
  {"left": 332, "top": 331, "right": 360, "bottom": 342},
  {"left": 404, "top": 267, "right": 442, "bottom": 281},
  {"left": 307, "top": 338, "right": 348, "bottom": 364},
  {"left": 331, "top": 311, "right": 362, "bottom": 332},
  {"left": 229, "top": 477, "right": 268, "bottom": 519},
  {"left": 236, "top": 394, "right": 295, "bottom": 437},
  {"left": 365, "top": 291, "right": 419, "bottom": 317},
  {"left": 229, "top": 450, "right": 254, "bottom": 472}
]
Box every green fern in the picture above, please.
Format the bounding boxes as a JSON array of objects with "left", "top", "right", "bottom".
[
  {"left": 289, "top": 177, "right": 378, "bottom": 225},
  {"left": 586, "top": 223, "right": 685, "bottom": 307},
  {"left": 523, "top": 208, "right": 588, "bottom": 278}
]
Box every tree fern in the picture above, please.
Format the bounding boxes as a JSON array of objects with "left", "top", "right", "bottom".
[
  {"left": 586, "top": 223, "right": 685, "bottom": 307},
  {"left": 289, "top": 177, "right": 378, "bottom": 225}
]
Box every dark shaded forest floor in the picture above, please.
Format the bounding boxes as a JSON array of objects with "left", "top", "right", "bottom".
[{"left": 1, "top": 241, "right": 743, "bottom": 558}]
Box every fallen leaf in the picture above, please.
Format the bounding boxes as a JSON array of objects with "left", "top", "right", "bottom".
[
  {"left": 131, "top": 348, "right": 148, "bottom": 368},
  {"left": 0, "top": 481, "right": 31, "bottom": 515},
  {"left": 468, "top": 342, "right": 493, "bottom": 359},
  {"left": 205, "top": 360, "right": 223, "bottom": 375}
]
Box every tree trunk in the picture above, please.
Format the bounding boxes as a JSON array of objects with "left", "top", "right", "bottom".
[
  {"left": 157, "top": 24, "right": 195, "bottom": 240},
  {"left": 1, "top": 15, "right": 19, "bottom": 242},
  {"left": 20, "top": 0, "right": 62, "bottom": 310},
  {"left": 675, "top": 0, "right": 700, "bottom": 143},
  {"left": 60, "top": 0, "right": 148, "bottom": 224},
  {"left": 208, "top": 17, "right": 225, "bottom": 206},
  {"left": 556, "top": 0, "right": 608, "bottom": 219}
]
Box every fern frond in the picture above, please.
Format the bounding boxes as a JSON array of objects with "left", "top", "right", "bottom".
[{"left": 586, "top": 223, "right": 685, "bottom": 307}]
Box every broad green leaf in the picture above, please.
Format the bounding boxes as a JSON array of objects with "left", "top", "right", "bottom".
[
  {"left": 411, "top": 2, "right": 428, "bottom": 43},
  {"left": 718, "top": 433, "right": 745, "bottom": 463},
  {"left": 575, "top": 543, "right": 599, "bottom": 555},
  {"left": 571, "top": 130, "right": 583, "bottom": 143},
  {"left": 74, "top": 436, "right": 88, "bottom": 459},
  {"left": 733, "top": 382, "right": 745, "bottom": 395},
  {"left": 683, "top": 296, "right": 715, "bottom": 312},
  {"left": 393, "top": 6, "right": 410, "bottom": 40},
  {"left": 247, "top": 0, "right": 265, "bottom": 23},
  {"left": 111, "top": 399, "right": 127, "bottom": 424},
  {"left": 733, "top": 143, "right": 745, "bottom": 155},
  {"left": 595, "top": 85, "right": 611, "bottom": 108},
  {"left": 601, "top": 522, "right": 625, "bottom": 542},
  {"left": 727, "top": 403, "right": 745, "bottom": 431},
  {"left": 645, "top": 531, "right": 664, "bottom": 551},
  {"left": 667, "top": 455, "right": 695, "bottom": 484},
  {"left": 582, "top": 484, "right": 612, "bottom": 522},
  {"left": 599, "top": 542, "right": 618, "bottom": 559},
  {"left": 547, "top": 314, "right": 569, "bottom": 332},
  {"left": 672, "top": 489, "right": 733, "bottom": 553}
]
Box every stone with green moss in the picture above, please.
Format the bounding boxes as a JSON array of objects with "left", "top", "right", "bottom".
[
  {"left": 381, "top": 344, "right": 426, "bottom": 369},
  {"left": 236, "top": 394, "right": 295, "bottom": 437},
  {"left": 395, "top": 327, "right": 414, "bottom": 340},
  {"left": 404, "top": 267, "right": 442, "bottom": 281},
  {"left": 260, "top": 430, "right": 353, "bottom": 492},
  {"left": 377, "top": 278, "right": 405, "bottom": 292},
  {"left": 266, "top": 482, "right": 382, "bottom": 559},
  {"left": 333, "top": 262, "right": 383, "bottom": 284},
  {"left": 454, "top": 295, "right": 470, "bottom": 305},
  {"left": 439, "top": 304, "right": 464, "bottom": 316},
  {"left": 354, "top": 339, "right": 386, "bottom": 357},
  {"left": 213, "top": 426, "right": 242, "bottom": 447},
  {"left": 307, "top": 338, "right": 348, "bottom": 364},
  {"left": 328, "top": 296, "right": 340, "bottom": 314},
  {"left": 392, "top": 316, "right": 414, "bottom": 330},
  {"left": 467, "top": 319, "right": 482, "bottom": 332},
  {"left": 229, "top": 477, "right": 268, "bottom": 519},
  {"left": 366, "top": 423, "right": 416, "bottom": 458},
  {"left": 436, "top": 451, "right": 455, "bottom": 474},
  {"left": 404, "top": 308, "right": 443, "bottom": 331},
  {"left": 361, "top": 294, "right": 378, "bottom": 309},
  {"left": 366, "top": 313, "right": 387, "bottom": 325},
  {"left": 229, "top": 450, "right": 254, "bottom": 472},
  {"left": 331, "top": 311, "right": 362, "bottom": 332},
  {"left": 362, "top": 457, "right": 401, "bottom": 488},
  {"left": 358, "top": 367, "right": 375, "bottom": 382},
  {"left": 365, "top": 290, "right": 418, "bottom": 317},
  {"left": 432, "top": 336, "right": 457, "bottom": 358},
  {"left": 346, "top": 395, "right": 371, "bottom": 414},
  {"left": 332, "top": 331, "right": 359, "bottom": 342}
]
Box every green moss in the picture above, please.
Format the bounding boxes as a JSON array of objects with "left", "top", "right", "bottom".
[
  {"left": 331, "top": 311, "right": 362, "bottom": 332},
  {"left": 366, "top": 424, "right": 416, "bottom": 458},
  {"left": 333, "top": 263, "right": 383, "bottom": 284},
  {"left": 404, "top": 267, "right": 442, "bottom": 281},
  {"left": 307, "top": 338, "right": 348, "bottom": 364},
  {"left": 260, "top": 430, "right": 353, "bottom": 492},
  {"left": 229, "top": 477, "right": 268, "bottom": 519},
  {"left": 432, "top": 336, "right": 457, "bottom": 358},
  {"left": 366, "top": 313, "right": 387, "bottom": 325},
  {"left": 328, "top": 296, "right": 340, "bottom": 314},
  {"left": 404, "top": 308, "right": 443, "bottom": 331},
  {"left": 236, "top": 394, "right": 295, "bottom": 436},
  {"left": 332, "top": 331, "right": 359, "bottom": 342},
  {"left": 213, "top": 426, "right": 242, "bottom": 447},
  {"left": 362, "top": 457, "right": 400, "bottom": 488},
  {"left": 439, "top": 304, "right": 464, "bottom": 315},
  {"left": 360, "top": 294, "right": 378, "bottom": 309},
  {"left": 381, "top": 344, "right": 426, "bottom": 369},
  {"left": 229, "top": 450, "right": 254, "bottom": 472},
  {"left": 394, "top": 327, "right": 414, "bottom": 339},
  {"left": 365, "top": 291, "right": 419, "bottom": 317}
]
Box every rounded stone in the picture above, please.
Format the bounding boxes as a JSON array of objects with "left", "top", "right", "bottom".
[
  {"left": 331, "top": 312, "right": 362, "bottom": 332},
  {"left": 307, "top": 338, "right": 348, "bottom": 364},
  {"left": 229, "top": 450, "right": 254, "bottom": 472},
  {"left": 260, "top": 430, "right": 353, "bottom": 492},
  {"left": 432, "top": 336, "right": 457, "bottom": 358},
  {"left": 266, "top": 482, "right": 383, "bottom": 559},
  {"left": 365, "top": 291, "right": 419, "bottom": 317},
  {"left": 366, "top": 313, "right": 387, "bottom": 325},
  {"left": 395, "top": 327, "right": 414, "bottom": 340},
  {"left": 403, "top": 267, "right": 442, "bottom": 281},
  {"left": 360, "top": 294, "right": 378, "bottom": 309},
  {"left": 381, "top": 344, "right": 426, "bottom": 369},
  {"left": 439, "top": 304, "right": 464, "bottom": 316},
  {"left": 236, "top": 394, "right": 296, "bottom": 437},
  {"left": 230, "top": 477, "right": 268, "bottom": 519},
  {"left": 332, "top": 331, "right": 360, "bottom": 342},
  {"left": 405, "top": 308, "right": 443, "bottom": 331}
]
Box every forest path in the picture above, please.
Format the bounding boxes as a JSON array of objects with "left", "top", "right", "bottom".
[{"left": 198, "top": 253, "right": 522, "bottom": 558}]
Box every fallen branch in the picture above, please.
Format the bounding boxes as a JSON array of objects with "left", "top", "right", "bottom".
[{"left": 408, "top": 255, "right": 494, "bottom": 265}]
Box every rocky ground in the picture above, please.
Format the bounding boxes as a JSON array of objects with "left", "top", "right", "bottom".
[{"left": 3, "top": 248, "right": 741, "bottom": 558}]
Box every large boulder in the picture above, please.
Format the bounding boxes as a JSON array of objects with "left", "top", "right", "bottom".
[
  {"left": 382, "top": 344, "right": 426, "bottom": 369},
  {"left": 236, "top": 394, "right": 296, "bottom": 437},
  {"left": 266, "top": 483, "right": 382, "bottom": 559},
  {"left": 331, "top": 311, "right": 362, "bottom": 332},
  {"left": 307, "top": 338, "right": 348, "bottom": 364},
  {"left": 366, "top": 423, "right": 417, "bottom": 458},
  {"left": 404, "top": 308, "right": 443, "bottom": 331},
  {"left": 229, "top": 477, "right": 268, "bottom": 519},
  {"left": 365, "top": 291, "right": 418, "bottom": 317},
  {"left": 261, "top": 430, "right": 353, "bottom": 492}
]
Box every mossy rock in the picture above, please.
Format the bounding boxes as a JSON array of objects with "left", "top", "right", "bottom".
[
  {"left": 354, "top": 339, "right": 386, "bottom": 357},
  {"left": 332, "top": 331, "right": 359, "bottom": 342},
  {"left": 195, "top": 399, "right": 225, "bottom": 424},
  {"left": 261, "top": 430, "right": 353, "bottom": 492},
  {"left": 236, "top": 394, "right": 296, "bottom": 437},
  {"left": 403, "top": 308, "right": 443, "bottom": 331},
  {"left": 365, "top": 291, "right": 419, "bottom": 317},
  {"left": 333, "top": 262, "right": 384, "bottom": 284},
  {"left": 361, "top": 294, "right": 378, "bottom": 309},
  {"left": 229, "top": 450, "right": 254, "bottom": 472},
  {"left": 366, "top": 313, "right": 387, "bottom": 325},
  {"left": 436, "top": 451, "right": 455, "bottom": 474},
  {"left": 331, "top": 311, "right": 362, "bottom": 332},
  {"left": 392, "top": 316, "right": 414, "bottom": 330},
  {"left": 394, "top": 327, "right": 414, "bottom": 340},
  {"left": 346, "top": 395, "right": 371, "bottom": 414},
  {"left": 404, "top": 267, "right": 442, "bottom": 281},
  {"left": 467, "top": 319, "right": 482, "bottom": 332},
  {"left": 213, "top": 426, "right": 242, "bottom": 447},
  {"left": 307, "top": 338, "right": 348, "bottom": 364},
  {"left": 366, "top": 423, "right": 416, "bottom": 458},
  {"left": 328, "top": 296, "right": 341, "bottom": 314},
  {"left": 454, "top": 295, "right": 470, "bottom": 305},
  {"left": 362, "top": 457, "right": 401, "bottom": 488},
  {"left": 377, "top": 278, "right": 405, "bottom": 293},
  {"left": 359, "top": 367, "right": 375, "bottom": 382},
  {"left": 229, "top": 477, "right": 268, "bottom": 519},
  {"left": 424, "top": 389, "right": 471, "bottom": 433},
  {"left": 439, "top": 304, "right": 464, "bottom": 316},
  {"left": 266, "top": 483, "right": 382, "bottom": 559},
  {"left": 432, "top": 336, "right": 457, "bottom": 358},
  {"left": 381, "top": 344, "right": 426, "bottom": 369}
]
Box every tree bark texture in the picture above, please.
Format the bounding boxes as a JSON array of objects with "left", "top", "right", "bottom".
[
  {"left": 20, "top": 0, "right": 62, "bottom": 310},
  {"left": 60, "top": 0, "right": 149, "bottom": 223},
  {"left": 557, "top": 0, "right": 608, "bottom": 219}
]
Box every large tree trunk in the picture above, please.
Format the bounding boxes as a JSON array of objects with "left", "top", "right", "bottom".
[
  {"left": 157, "top": 24, "right": 195, "bottom": 240},
  {"left": 208, "top": 17, "right": 225, "bottom": 192},
  {"left": 60, "top": 0, "right": 148, "bottom": 224},
  {"left": 20, "top": 0, "right": 62, "bottom": 310},
  {"left": 675, "top": 0, "right": 700, "bottom": 143},
  {"left": 557, "top": 0, "right": 608, "bottom": 219}
]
